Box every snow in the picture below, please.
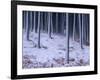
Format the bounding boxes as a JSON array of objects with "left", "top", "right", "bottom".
[{"left": 22, "top": 31, "right": 90, "bottom": 69}]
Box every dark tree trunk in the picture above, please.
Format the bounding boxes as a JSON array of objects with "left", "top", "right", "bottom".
[
  {"left": 73, "top": 13, "right": 76, "bottom": 42},
  {"left": 48, "top": 12, "right": 52, "bottom": 38},
  {"left": 38, "top": 12, "right": 41, "bottom": 48},
  {"left": 56, "top": 13, "right": 58, "bottom": 33},
  {"left": 33, "top": 12, "right": 36, "bottom": 32},
  {"left": 66, "top": 13, "right": 69, "bottom": 63},
  {"left": 26, "top": 11, "right": 30, "bottom": 41},
  {"left": 78, "top": 14, "right": 83, "bottom": 49}
]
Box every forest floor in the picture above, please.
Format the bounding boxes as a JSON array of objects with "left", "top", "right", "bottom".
[{"left": 22, "top": 32, "right": 90, "bottom": 69}]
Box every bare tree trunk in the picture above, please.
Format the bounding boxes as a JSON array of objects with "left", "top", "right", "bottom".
[
  {"left": 23, "top": 11, "right": 25, "bottom": 31},
  {"left": 61, "top": 13, "right": 64, "bottom": 35},
  {"left": 73, "top": 13, "right": 76, "bottom": 42},
  {"left": 86, "top": 15, "right": 88, "bottom": 43},
  {"left": 86, "top": 15, "right": 89, "bottom": 43},
  {"left": 25, "top": 11, "right": 28, "bottom": 32},
  {"left": 25, "top": 11, "right": 27, "bottom": 32},
  {"left": 30, "top": 11, "right": 32, "bottom": 32},
  {"left": 44, "top": 13, "right": 46, "bottom": 32},
  {"left": 33, "top": 12, "right": 36, "bottom": 32},
  {"left": 26, "top": 11, "right": 30, "bottom": 40},
  {"left": 37, "top": 12, "right": 41, "bottom": 48},
  {"left": 83, "top": 15, "right": 86, "bottom": 44},
  {"left": 56, "top": 13, "right": 58, "bottom": 33},
  {"left": 66, "top": 13, "right": 69, "bottom": 63},
  {"left": 82, "top": 14, "right": 84, "bottom": 48},
  {"left": 51, "top": 13, "right": 53, "bottom": 34},
  {"left": 48, "top": 12, "right": 52, "bottom": 38},
  {"left": 45, "top": 13, "right": 48, "bottom": 33},
  {"left": 78, "top": 14, "right": 83, "bottom": 49},
  {"left": 41, "top": 12, "right": 44, "bottom": 32}
]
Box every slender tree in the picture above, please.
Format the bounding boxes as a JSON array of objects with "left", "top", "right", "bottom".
[
  {"left": 86, "top": 15, "right": 88, "bottom": 43},
  {"left": 48, "top": 12, "right": 52, "bottom": 38},
  {"left": 61, "top": 13, "right": 64, "bottom": 35},
  {"left": 41, "top": 12, "right": 44, "bottom": 32},
  {"left": 56, "top": 13, "right": 58, "bottom": 33},
  {"left": 66, "top": 13, "right": 69, "bottom": 63},
  {"left": 26, "top": 11, "right": 30, "bottom": 40},
  {"left": 73, "top": 13, "right": 76, "bottom": 42},
  {"left": 86, "top": 15, "right": 89, "bottom": 43},
  {"left": 45, "top": 12, "right": 48, "bottom": 32},
  {"left": 30, "top": 11, "right": 33, "bottom": 32},
  {"left": 24, "top": 12, "right": 27, "bottom": 32},
  {"left": 83, "top": 15, "right": 86, "bottom": 44},
  {"left": 82, "top": 14, "right": 84, "bottom": 48},
  {"left": 33, "top": 12, "right": 36, "bottom": 32},
  {"left": 23, "top": 11, "right": 25, "bottom": 31},
  {"left": 37, "top": 12, "right": 41, "bottom": 48},
  {"left": 25, "top": 11, "right": 28, "bottom": 32},
  {"left": 78, "top": 14, "right": 83, "bottom": 49},
  {"left": 51, "top": 13, "right": 53, "bottom": 34}
]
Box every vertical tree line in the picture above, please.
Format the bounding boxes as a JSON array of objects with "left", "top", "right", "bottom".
[{"left": 66, "top": 13, "right": 69, "bottom": 63}]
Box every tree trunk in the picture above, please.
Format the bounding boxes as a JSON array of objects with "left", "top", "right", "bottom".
[
  {"left": 82, "top": 14, "right": 84, "bottom": 48},
  {"left": 78, "top": 14, "right": 83, "bottom": 49},
  {"left": 23, "top": 11, "right": 25, "bottom": 31},
  {"left": 61, "top": 13, "right": 64, "bottom": 35},
  {"left": 26, "top": 11, "right": 30, "bottom": 40},
  {"left": 33, "top": 12, "right": 36, "bottom": 32},
  {"left": 86, "top": 15, "right": 89, "bottom": 43},
  {"left": 37, "top": 12, "right": 41, "bottom": 48},
  {"left": 66, "top": 13, "right": 69, "bottom": 63},
  {"left": 41, "top": 12, "right": 44, "bottom": 32},
  {"left": 51, "top": 13, "right": 53, "bottom": 34},
  {"left": 73, "top": 13, "right": 76, "bottom": 42},
  {"left": 30, "top": 11, "right": 33, "bottom": 32},
  {"left": 45, "top": 13, "right": 48, "bottom": 33},
  {"left": 56, "top": 13, "right": 58, "bottom": 33},
  {"left": 48, "top": 12, "right": 52, "bottom": 38},
  {"left": 83, "top": 15, "right": 86, "bottom": 44},
  {"left": 24, "top": 11, "right": 27, "bottom": 32}
]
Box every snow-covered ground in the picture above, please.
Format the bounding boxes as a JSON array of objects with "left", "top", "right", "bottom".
[{"left": 22, "top": 31, "right": 90, "bottom": 69}]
